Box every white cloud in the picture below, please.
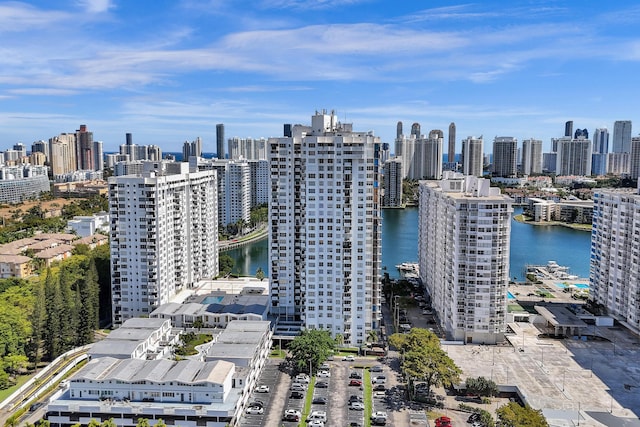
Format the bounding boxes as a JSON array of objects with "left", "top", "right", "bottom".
[{"left": 77, "top": 0, "right": 113, "bottom": 13}]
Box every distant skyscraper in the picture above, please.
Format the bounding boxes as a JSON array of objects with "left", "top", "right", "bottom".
[
  {"left": 182, "top": 137, "right": 202, "bottom": 161},
  {"left": 76, "top": 124, "right": 94, "bottom": 171},
  {"left": 630, "top": 137, "right": 640, "bottom": 179},
  {"left": 395, "top": 133, "right": 416, "bottom": 180},
  {"left": 31, "top": 140, "right": 48, "bottom": 160},
  {"left": 613, "top": 120, "right": 632, "bottom": 153},
  {"left": 461, "top": 136, "right": 484, "bottom": 177},
  {"left": 412, "top": 130, "right": 443, "bottom": 180},
  {"left": 216, "top": 124, "right": 225, "bottom": 159},
  {"left": 492, "top": 136, "right": 518, "bottom": 177},
  {"left": 411, "top": 122, "right": 421, "bottom": 137},
  {"left": 565, "top": 120, "right": 573, "bottom": 137},
  {"left": 592, "top": 128, "right": 610, "bottom": 176},
  {"left": 227, "top": 137, "right": 267, "bottom": 161},
  {"left": 521, "top": 139, "right": 543, "bottom": 175},
  {"left": 419, "top": 172, "right": 512, "bottom": 344},
  {"left": 607, "top": 152, "right": 630, "bottom": 175},
  {"left": 382, "top": 157, "right": 403, "bottom": 207},
  {"left": 590, "top": 188, "right": 640, "bottom": 335},
  {"left": 268, "top": 110, "right": 381, "bottom": 346},
  {"left": 93, "top": 141, "right": 103, "bottom": 171},
  {"left": 574, "top": 128, "right": 589, "bottom": 139},
  {"left": 396, "top": 121, "right": 403, "bottom": 139},
  {"left": 448, "top": 122, "right": 456, "bottom": 164},
  {"left": 109, "top": 162, "right": 218, "bottom": 326},
  {"left": 556, "top": 137, "right": 592, "bottom": 176},
  {"left": 49, "top": 133, "right": 77, "bottom": 175}
]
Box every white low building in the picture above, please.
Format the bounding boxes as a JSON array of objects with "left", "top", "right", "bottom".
[
  {"left": 88, "top": 318, "right": 177, "bottom": 360},
  {"left": 67, "top": 212, "right": 110, "bottom": 237}
]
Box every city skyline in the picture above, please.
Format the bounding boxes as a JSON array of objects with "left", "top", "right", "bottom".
[{"left": 2, "top": 1, "right": 640, "bottom": 152}]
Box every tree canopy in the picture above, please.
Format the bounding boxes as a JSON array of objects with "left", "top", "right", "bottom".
[
  {"left": 288, "top": 329, "right": 336, "bottom": 373},
  {"left": 466, "top": 376, "right": 499, "bottom": 397},
  {"left": 496, "top": 402, "right": 549, "bottom": 427},
  {"left": 389, "top": 328, "right": 461, "bottom": 397}
]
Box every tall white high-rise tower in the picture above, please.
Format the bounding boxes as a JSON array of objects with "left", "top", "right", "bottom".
[
  {"left": 268, "top": 110, "right": 382, "bottom": 346},
  {"left": 109, "top": 162, "right": 218, "bottom": 326}
]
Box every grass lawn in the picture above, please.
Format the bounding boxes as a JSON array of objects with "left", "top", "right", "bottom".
[
  {"left": 175, "top": 333, "right": 213, "bottom": 356},
  {"left": 301, "top": 377, "right": 316, "bottom": 425},
  {"left": 364, "top": 369, "right": 372, "bottom": 427},
  {"left": 0, "top": 374, "right": 32, "bottom": 403},
  {"left": 270, "top": 348, "right": 286, "bottom": 358}
]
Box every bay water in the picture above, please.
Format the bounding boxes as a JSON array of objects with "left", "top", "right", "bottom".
[{"left": 227, "top": 207, "right": 592, "bottom": 281}]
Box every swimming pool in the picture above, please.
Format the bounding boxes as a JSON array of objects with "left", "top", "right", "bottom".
[
  {"left": 201, "top": 295, "right": 225, "bottom": 304},
  {"left": 508, "top": 291, "right": 516, "bottom": 300},
  {"left": 555, "top": 283, "right": 589, "bottom": 289}
]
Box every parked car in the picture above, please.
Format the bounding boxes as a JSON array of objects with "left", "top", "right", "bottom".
[
  {"left": 435, "top": 416, "right": 452, "bottom": 427},
  {"left": 349, "top": 401, "right": 365, "bottom": 410},
  {"left": 295, "top": 373, "right": 310, "bottom": 382},
  {"left": 249, "top": 400, "right": 264, "bottom": 408},
  {"left": 349, "top": 371, "right": 362, "bottom": 379},
  {"left": 342, "top": 355, "right": 355, "bottom": 361},
  {"left": 290, "top": 390, "right": 305, "bottom": 399},
  {"left": 349, "top": 394, "right": 363, "bottom": 403},
  {"left": 312, "top": 396, "right": 328, "bottom": 405},
  {"left": 320, "top": 363, "right": 331, "bottom": 370},
  {"left": 283, "top": 409, "right": 301, "bottom": 422},
  {"left": 372, "top": 375, "right": 387, "bottom": 384},
  {"left": 467, "top": 412, "right": 482, "bottom": 423},
  {"left": 307, "top": 421, "right": 325, "bottom": 427},
  {"left": 307, "top": 410, "right": 327, "bottom": 422},
  {"left": 371, "top": 411, "right": 388, "bottom": 425},
  {"left": 373, "top": 384, "right": 385, "bottom": 391},
  {"left": 317, "top": 370, "right": 331, "bottom": 378},
  {"left": 370, "top": 365, "right": 384, "bottom": 372},
  {"left": 349, "top": 379, "right": 363, "bottom": 386},
  {"left": 315, "top": 381, "right": 329, "bottom": 388},
  {"left": 255, "top": 385, "right": 269, "bottom": 393},
  {"left": 246, "top": 406, "right": 264, "bottom": 415},
  {"left": 290, "top": 383, "right": 306, "bottom": 391}
]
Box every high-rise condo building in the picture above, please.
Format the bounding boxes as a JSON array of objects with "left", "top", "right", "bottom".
[
  {"left": 521, "top": 139, "right": 543, "bottom": 175},
  {"left": 228, "top": 137, "right": 267, "bottom": 161},
  {"left": 205, "top": 159, "right": 251, "bottom": 229},
  {"left": 395, "top": 133, "right": 415, "bottom": 180},
  {"left": 418, "top": 172, "right": 512, "bottom": 343},
  {"left": 448, "top": 122, "right": 456, "bottom": 164},
  {"left": 412, "top": 130, "right": 443, "bottom": 180},
  {"left": 268, "top": 110, "right": 382, "bottom": 346},
  {"left": 555, "top": 137, "right": 592, "bottom": 176},
  {"left": 248, "top": 159, "right": 269, "bottom": 208},
  {"left": 411, "top": 122, "right": 421, "bottom": 137},
  {"left": 565, "top": 120, "right": 573, "bottom": 137},
  {"left": 76, "top": 125, "right": 94, "bottom": 171},
  {"left": 49, "top": 133, "right": 78, "bottom": 175},
  {"left": 382, "top": 157, "right": 403, "bottom": 207},
  {"left": 592, "top": 128, "right": 610, "bottom": 176},
  {"left": 182, "top": 137, "right": 202, "bottom": 161},
  {"left": 491, "top": 137, "right": 518, "bottom": 177},
  {"left": 396, "top": 121, "right": 403, "bottom": 139},
  {"left": 216, "top": 124, "right": 225, "bottom": 159},
  {"left": 590, "top": 188, "right": 640, "bottom": 334},
  {"left": 613, "top": 120, "right": 632, "bottom": 153},
  {"left": 461, "top": 136, "right": 484, "bottom": 177},
  {"left": 109, "top": 162, "right": 218, "bottom": 326},
  {"left": 607, "top": 153, "right": 630, "bottom": 175},
  {"left": 630, "top": 137, "right": 640, "bottom": 179}
]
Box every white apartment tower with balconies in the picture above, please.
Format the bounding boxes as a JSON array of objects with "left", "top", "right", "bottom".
[
  {"left": 461, "top": 136, "right": 484, "bottom": 177},
  {"left": 521, "top": 138, "right": 543, "bottom": 175},
  {"left": 418, "top": 172, "right": 512, "bottom": 344},
  {"left": 590, "top": 188, "right": 640, "bottom": 334},
  {"left": 382, "top": 157, "right": 403, "bottom": 207},
  {"left": 492, "top": 136, "right": 518, "bottom": 177},
  {"left": 109, "top": 162, "right": 218, "bottom": 326},
  {"left": 268, "top": 110, "right": 382, "bottom": 346}
]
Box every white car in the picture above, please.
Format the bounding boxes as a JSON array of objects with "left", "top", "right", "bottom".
[
  {"left": 295, "top": 374, "right": 310, "bottom": 383},
  {"left": 307, "top": 410, "right": 327, "bottom": 422},
  {"left": 371, "top": 411, "right": 388, "bottom": 420},
  {"left": 246, "top": 406, "right": 264, "bottom": 415},
  {"left": 349, "top": 401, "right": 365, "bottom": 410},
  {"left": 372, "top": 376, "right": 387, "bottom": 384},
  {"left": 307, "top": 421, "right": 325, "bottom": 427},
  {"left": 317, "top": 370, "right": 331, "bottom": 378},
  {"left": 255, "top": 385, "right": 269, "bottom": 393},
  {"left": 342, "top": 355, "right": 355, "bottom": 361}
]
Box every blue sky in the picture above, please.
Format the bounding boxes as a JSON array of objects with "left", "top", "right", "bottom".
[{"left": 1, "top": 0, "right": 640, "bottom": 154}]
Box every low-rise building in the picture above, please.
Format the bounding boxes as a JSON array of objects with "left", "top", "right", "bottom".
[
  {"left": 67, "top": 212, "right": 110, "bottom": 237},
  {"left": 0, "top": 255, "right": 33, "bottom": 278},
  {"left": 88, "top": 318, "right": 177, "bottom": 360}
]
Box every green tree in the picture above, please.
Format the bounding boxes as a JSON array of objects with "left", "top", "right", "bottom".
[
  {"left": 43, "top": 270, "right": 63, "bottom": 360},
  {"left": 389, "top": 328, "right": 461, "bottom": 398},
  {"left": 87, "top": 419, "right": 100, "bottom": 427},
  {"left": 100, "top": 418, "right": 117, "bottom": 427},
  {"left": 219, "top": 254, "right": 234, "bottom": 276},
  {"left": 155, "top": 419, "right": 166, "bottom": 427},
  {"left": 136, "top": 418, "right": 150, "bottom": 427},
  {"left": 288, "top": 330, "right": 336, "bottom": 374},
  {"left": 255, "top": 267, "right": 265, "bottom": 281},
  {"left": 28, "top": 280, "right": 46, "bottom": 366},
  {"left": 466, "top": 376, "right": 499, "bottom": 397},
  {"left": 367, "top": 330, "right": 378, "bottom": 343},
  {"left": 2, "top": 354, "right": 28, "bottom": 375},
  {"left": 496, "top": 402, "right": 549, "bottom": 427}
]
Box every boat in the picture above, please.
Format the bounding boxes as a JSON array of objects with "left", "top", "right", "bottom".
[{"left": 396, "top": 262, "right": 418, "bottom": 273}]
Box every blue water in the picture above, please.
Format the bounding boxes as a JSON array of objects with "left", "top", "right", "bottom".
[
  {"left": 555, "top": 283, "right": 590, "bottom": 289},
  {"left": 227, "top": 206, "right": 593, "bottom": 282},
  {"left": 201, "top": 296, "right": 225, "bottom": 304},
  {"left": 508, "top": 292, "right": 516, "bottom": 300}
]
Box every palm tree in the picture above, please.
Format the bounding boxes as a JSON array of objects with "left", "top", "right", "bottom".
[{"left": 367, "top": 330, "right": 378, "bottom": 343}]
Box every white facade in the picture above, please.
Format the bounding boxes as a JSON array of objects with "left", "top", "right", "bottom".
[
  {"left": 521, "top": 138, "right": 543, "bottom": 175},
  {"left": 248, "top": 159, "right": 269, "bottom": 207},
  {"left": 590, "top": 189, "right": 640, "bottom": 334},
  {"left": 612, "top": 120, "right": 632, "bottom": 153},
  {"left": 492, "top": 136, "right": 518, "bottom": 177},
  {"left": 607, "top": 152, "right": 630, "bottom": 175},
  {"left": 461, "top": 136, "right": 484, "bottom": 177},
  {"left": 629, "top": 137, "right": 640, "bottom": 179},
  {"left": 418, "top": 172, "right": 512, "bottom": 343},
  {"left": 67, "top": 212, "right": 110, "bottom": 237},
  {"left": 556, "top": 137, "right": 592, "bottom": 176},
  {"left": 109, "top": 163, "right": 218, "bottom": 326},
  {"left": 394, "top": 134, "right": 416, "bottom": 179},
  {"left": 268, "top": 110, "right": 382, "bottom": 346},
  {"left": 228, "top": 137, "right": 267, "bottom": 161},
  {"left": 205, "top": 159, "right": 251, "bottom": 228}
]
